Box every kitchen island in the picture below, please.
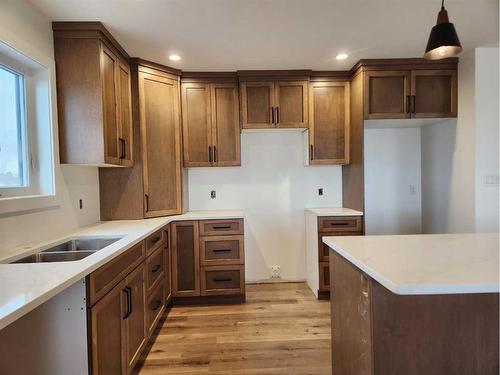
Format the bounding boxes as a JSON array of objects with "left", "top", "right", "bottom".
[{"left": 324, "top": 233, "right": 499, "bottom": 375}]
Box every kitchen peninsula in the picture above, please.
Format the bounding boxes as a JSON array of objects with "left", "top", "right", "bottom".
[{"left": 325, "top": 233, "right": 499, "bottom": 375}]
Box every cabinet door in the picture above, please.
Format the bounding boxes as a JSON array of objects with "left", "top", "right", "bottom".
[
  {"left": 171, "top": 221, "right": 200, "bottom": 297},
  {"left": 211, "top": 83, "right": 241, "bottom": 166},
  {"left": 117, "top": 60, "right": 133, "bottom": 167},
  {"left": 364, "top": 71, "right": 411, "bottom": 119},
  {"left": 275, "top": 80, "right": 308, "bottom": 128},
  {"left": 240, "top": 82, "right": 275, "bottom": 128},
  {"left": 100, "top": 43, "right": 121, "bottom": 165},
  {"left": 124, "top": 264, "right": 146, "bottom": 373},
  {"left": 411, "top": 70, "right": 457, "bottom": 118},
  {"left": 309, "top": 81, "right": 350, "bottom": 164},
  {"left": 139, "top": 71, "right": 182, "bottom": 217},
  {"left": 181, "top": 83, "right": 213, "bottom": 167},
  {"left": 90, "top": 278, "right": 127, "bottom": 375}
]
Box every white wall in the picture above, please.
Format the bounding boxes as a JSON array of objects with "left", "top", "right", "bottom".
[
  {"left": 364, "top": 128, "right": 422, "bottom": 235},
  {"left": 421, "top": 50, "right": 476, "bottom": 233},
  {"left": 474, "top": 47, "right": 499, "bottom": 232},
  {"left": 0, "top": 0, "right": 100, "bottom": 252},
  {"left": 188, "top": 131, "right": 343, "bottom": 282}
]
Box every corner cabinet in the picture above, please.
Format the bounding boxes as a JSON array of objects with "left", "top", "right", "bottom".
[
  {"left": 307, "top": 80, "right": 350, "bottom": 165},
  {"left": 53, "top": 23, "right": 133, "bottom": 166},
  {"left": 181, "top": 81, "right": 240, "bottom": 167},
  {"left": 240, "top": 79, "right": 308, "bottom": 129},
  {"left": 364, "top": 68, "right": 457, "bottom": 119}
]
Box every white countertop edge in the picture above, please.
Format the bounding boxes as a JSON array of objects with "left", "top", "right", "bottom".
[
  {"left": 324, "top": 239, "right": 500, "bottom": 296},
  {"left": 305, "top": 207, "right": 364, "bottom": 217},
  {"left": 0, "top": 210, "right": 244, "bottom": 330}
]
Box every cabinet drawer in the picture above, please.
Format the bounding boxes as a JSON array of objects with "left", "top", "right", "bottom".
[
  {"left": 88, "top": 241, "right": 145, "bottom": 306},
  {"left": 318, "top": 216, "right": 363, "bottom": 233},
  {"left": 146, "top": 245, "right": 165, "bottom": 293},
  {"left": 199, "top": 219, "right": 243, "bottom": 236},
  {"left": 318, "top": 232, "right": 364, "bottom": 262},
  {"left": 146, "top": 282, "right": 165, "bottom": 336},
  {"left": 200, "top": 235, "right": 244, "bottom": 266},
  {"left": 319, "top": 262, "right": 330, "bottom": 291},
  {"left": 145, "top": 228, "right": 164, "bottom": 256},
  {"left": 201, "top": 265, "right": 245, "bottom": 296}
]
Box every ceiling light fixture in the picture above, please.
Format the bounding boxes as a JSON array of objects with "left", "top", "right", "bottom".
[
  {"left": 336, "top": 53, "right": 348, "bottom": 60},
  {"left": 424, "top": 0, "right": 462, "bottom": 60},
  {"left": 169, "top": 54, "right": 181, "bottom": 61}
]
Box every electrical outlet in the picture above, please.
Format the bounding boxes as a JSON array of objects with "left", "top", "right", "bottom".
[
  {"left": 318, "top": 188, "right": 324, "bottom": 196},
  {"left": 210, "top": 190, "right": 216, "bottom": 199},
  {"left": 270, "top": 265, "right": 281, "bottom": 279}
]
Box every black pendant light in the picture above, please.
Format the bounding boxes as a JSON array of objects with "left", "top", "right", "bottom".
[{"left": 424, "top": 0, "right": 462, "bottom": 60}]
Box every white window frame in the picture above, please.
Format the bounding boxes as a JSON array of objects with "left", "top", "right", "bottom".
[{"left": 0, "top": 30, "right": 60, "bottom": 215}]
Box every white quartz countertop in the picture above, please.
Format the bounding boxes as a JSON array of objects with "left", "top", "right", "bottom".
[
  {"left": 306, "top": 207, "right": 363, "bottom": 216},
  {"left": 323, "top": 233, "right": 499, "bottom": 296},
  {"left": 0, "top": 210, "right": 243, "bottom": 330}
]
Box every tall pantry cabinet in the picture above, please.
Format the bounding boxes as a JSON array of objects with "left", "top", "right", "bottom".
[{"left": 100, "top": 59, "right": 186, "bottom": 219}]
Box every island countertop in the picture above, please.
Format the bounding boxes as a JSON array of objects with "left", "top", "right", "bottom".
[
  {"left": 0, "top": 210, "right": 244, "bottom": 330},
  {"left": 323, "top": 233, "right": 499, "bottom": 295}
]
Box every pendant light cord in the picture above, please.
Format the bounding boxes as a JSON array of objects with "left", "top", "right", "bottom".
[{"left": 441, "top": 0, "right": 445, "bottom": 11}]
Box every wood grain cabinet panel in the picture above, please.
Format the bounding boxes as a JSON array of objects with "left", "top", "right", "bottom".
[
  {"left": 411, "top": 69, "right": 457, "bottom": 118},
  {"left": 53, "top": 25, "right": 133, "bottom": 166},
  {"left": 319, "top": 216, "right": 363, "bottom": 233},
  {"left": 181, "top": 82, "right": 240, "bottom": 167},
  {"left": 200, "top": 235, "right": 244, "bottom": 266},
  {"left": 171, "top": 221, "right": 200, "bottom": 297},
  {"left": 145, "top": 245, "right": 165, "bottom": 294},
  {"left": 240, "top": 82, "right": 274, "bottom": 128},
  {"left": 199, "top": 219, "right": 244, "bottom": 236},
  {"left": 308, "top": 81, "right": 350, "bottom": 164},
  {"left": 201, "top": 265, "right": 245, "bottom": 296},
  {"left": 146, "top": 282, "right": 165, "bottom": 336},
  {"left": 275, "top": 81, "right": 308, "bottom": 127},
  {"left": 364, "top": 71, "right": 411, "bottom": 119},
  {"left": 319, "top": 262, "right": 330, "bottom": 292},
  {"left": 140, "top": 71, "right": 183, "bottom": 217}
]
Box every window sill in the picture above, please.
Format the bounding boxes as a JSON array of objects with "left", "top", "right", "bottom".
[{"left": 0, "top": 193, "right": 60, "bottom": 216}]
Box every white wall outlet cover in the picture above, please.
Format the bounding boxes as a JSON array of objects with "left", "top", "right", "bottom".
[{"left": 270, "top": 265, "right": 281, "bottom": 278}]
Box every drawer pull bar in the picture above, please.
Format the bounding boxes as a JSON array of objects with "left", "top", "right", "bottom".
[
  {"left": 330, "top": 222, "right": 351, "bottom": 226},
  {"left": 214, "top": 278, "right": 232, "bottom": 283},
  {"left": 212, "top": 225, "right": 232, "bottom": 229},
  {"left": 213, "top": 249, "right": 231, "bottom": 253},
  {"left": 151, "top": 236, "right": 161, "bottom": 244},
  {"left": 151, "top": 300, "right": 162, "bottom": 311},
  {"left": 151, "top": 264, "right": 161, "bottom": 273}
]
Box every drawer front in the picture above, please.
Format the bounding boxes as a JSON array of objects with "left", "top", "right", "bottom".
[
  {"left": 146, "top": 245, "right": 165, "bottom": 293},
  {"left": 199, "top": 219, "right": 244, "bottom": 236},
  {"left": 88, "top": 241, "right": 145, "bottom": 306},
  {"left": 146, "top": 282, "right": 165, "bottom": 336},
  {"left": 318, "top": 216, "right": 363, "bottom": 233},
  {"left": 319, "top": 262, "right": 330, "bottom": 291},
  {"left": 318, "top": 232, "right": 364, "bottom": 262},
  {"left": 201, "top": 265, "right": 245, "bottom": 296},
  {"left": 200, "top": 235, "right": 244, "bottom": 266},
  {"left": 145, "top": 229, "right": 164, "bottom": 256}
]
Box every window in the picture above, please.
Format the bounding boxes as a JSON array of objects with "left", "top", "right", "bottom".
[{"left": 0, "top": 64, "right": 28, "bottom": 189}]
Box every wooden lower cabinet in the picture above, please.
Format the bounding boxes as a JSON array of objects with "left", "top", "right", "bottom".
[
  {"left": 146, "top": 282, "right": 165, "bottom": 336},
  {"left": 172, "top": 219, "right": 246, "bottom": 300}
]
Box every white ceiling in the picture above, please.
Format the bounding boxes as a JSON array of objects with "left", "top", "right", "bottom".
[{"left": 30, "top": 0, "right": 499, "bottom": 71}]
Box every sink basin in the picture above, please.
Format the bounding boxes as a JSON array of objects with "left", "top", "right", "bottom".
[{"left": 10, "top": 237, "right": 122, "bottom": 264}]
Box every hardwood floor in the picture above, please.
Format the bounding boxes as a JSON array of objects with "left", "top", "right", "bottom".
[{"left": 136, "top": 282, "right": 331, "bottom": 374}]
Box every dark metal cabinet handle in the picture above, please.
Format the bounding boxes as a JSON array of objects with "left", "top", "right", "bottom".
[
  {"left": 164, "top": 230, "right": 169, "bottom": 248},
  {"left": 208, "top": 146, "right": 213, "bottom": 163},
  {"left": 330, "top": 222, "right": 350, "bottom": 226},
  {"left": 126, "top": 286, "right": 132, "bottom": 315},
  {"left": 214, "top": 278, "right": 232, "bottom": 283},
  {"left": 310, "top": 145, "right": 314, "bottom": 160},
  {"left": 411, "top": 95, "right": 416, "bottom": 114},
  {"left": 406, "top": 96, "right": 411, "bottom": 113},
  {"left": 152, "top": 300, "right": 162, "bottom": 311},
  {"left": 145, "top": 194, "right": 149, "bottom": 212},
  {"left": 151, "top": 264, "right": 161, "bottom": 273},
  {"left": 276, "top": 107, "right": 280, "bottom": 124},
  {"left": 151, "top": 236, "right": 161, "bottom": 244},
  {"left": 271, "top": 107, "right": 275, "bottom": 124},
  {"left": 119, "top": 138, "right": 126, "bottom": 159},
  {"left": 214, "top": 146, "right": 217, "bottom": 163},
  {"left": 213, "top": 249, "right": 231, "bottom": 253},
  {"left": 122, "top": 288, "right": 130, "bottom": 319},
  {"left": 212, "top": 225, "right": 231, "bottom": 230}
]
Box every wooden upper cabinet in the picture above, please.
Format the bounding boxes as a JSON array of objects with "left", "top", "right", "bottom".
[
  {"left": 308, "top": 81, "right": 350, "bottom": 165},
  {"left": 240, "top": 80, "right": 309, "bottom": 129},
  {"left": 275, "top": 81, "right": 308, "bottom": 128},
  {"left": 411, "top": 69, "right": 457, "bottom": 118},
  {"left": 139, "top": 70, "right": 182, "bottom": 217},
  {"left": 181, "top": 81, "right": 240, "bottom": 167},
  {"left": 364, "top": 68, "right": 457, "bottom": 120},
  {"left": 53, "top": 23, "right": 133, "bottom": 166},
  {"left": 364, "top": 71, "right": 411, "bottom": 119}
]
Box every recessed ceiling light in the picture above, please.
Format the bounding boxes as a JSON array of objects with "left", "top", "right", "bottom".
[
  {"left": 336, "top": 53, "right": 348, "bottom": 60},
  {"left": 169, "top": 54, "right": 181, "bottom": 61}
]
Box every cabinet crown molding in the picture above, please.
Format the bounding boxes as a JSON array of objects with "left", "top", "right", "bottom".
[{"left": 350, "top": 57, "right": 459, "bottom": 75}]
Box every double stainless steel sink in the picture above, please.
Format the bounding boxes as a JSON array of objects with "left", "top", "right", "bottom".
[{"left": 11, "top": 238, "right": 121, "bottom": 264}]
